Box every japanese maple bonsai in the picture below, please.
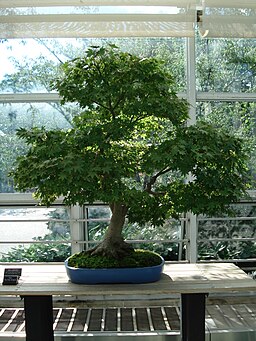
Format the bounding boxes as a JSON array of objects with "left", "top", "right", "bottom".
[{"left": 11, "top": 45, "right": 249, "bottom": 271}]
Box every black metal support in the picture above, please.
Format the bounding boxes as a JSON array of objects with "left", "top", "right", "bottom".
[
  {"left": 24, "top": 295, "right": 54, "bottom": 341},
  {"left": 181, "top": 293, "right": 206, "bottom": 341}
]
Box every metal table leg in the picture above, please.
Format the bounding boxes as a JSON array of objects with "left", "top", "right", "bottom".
[
  {"left": 24, "top": 295, "right": 54, "bottom": 341},
  {"left": 181, "top": 293, "right": 206, "bottom": 341}
]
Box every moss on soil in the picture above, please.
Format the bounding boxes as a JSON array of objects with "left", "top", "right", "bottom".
[{"left": 67, "top": 249, "right": 163, "bottom": 269}]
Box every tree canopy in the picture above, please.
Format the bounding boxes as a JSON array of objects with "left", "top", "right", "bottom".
[
  {"left": 1, "top": 37, "right": 255, "bottom": 194},
  {"left": 12, "top": 45, "right": 249, "bottom": 221}
]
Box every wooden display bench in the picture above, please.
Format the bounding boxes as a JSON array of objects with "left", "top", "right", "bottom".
[{"left": 0, "top": 263, "right": 255, "bottom": 341}]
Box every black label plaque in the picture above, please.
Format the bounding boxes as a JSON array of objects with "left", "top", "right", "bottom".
[
  {"left": 2, "top": 275, "right": 19, "bottom": 285},
  {"left": 2, "top": 268, "right": 22, "bottom": 285},
  {"left": 4, "top": 268, "right": 22, "bottom": 277}
]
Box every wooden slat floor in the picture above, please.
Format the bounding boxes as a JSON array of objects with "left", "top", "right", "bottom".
[{"left": 0, "top": 303, "right": 256, "bottom": 336}]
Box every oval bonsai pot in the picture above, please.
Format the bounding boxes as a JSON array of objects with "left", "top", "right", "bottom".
[{"left": 64, "top": 257, "right": 165, "bottom": 284}]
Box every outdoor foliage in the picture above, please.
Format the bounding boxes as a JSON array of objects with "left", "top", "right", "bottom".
[
  {"left": 0, "top": 234, "right": 71, "bottom": 262},
  {"left": 0, "top": 207, "right": 71, "bottom": 262},
  {"left": 198, "top": 203, "right": 256, "bottom": 261}
]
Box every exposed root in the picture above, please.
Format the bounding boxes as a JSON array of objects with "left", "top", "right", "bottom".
[{"left": 86, "top": 238, "right": 134, "bottom": 259}]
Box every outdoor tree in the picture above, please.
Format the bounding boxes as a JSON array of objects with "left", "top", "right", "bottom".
[{"left": 11, "top": 45, "right": 249, "bottom": 259}]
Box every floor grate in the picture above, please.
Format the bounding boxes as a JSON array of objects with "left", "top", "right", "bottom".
[
  {"left": 0, "top": 304, "right": 256, "bottom": 336},
  {"left": 0, "top": 306, "right": 180, "bottom": 334}
]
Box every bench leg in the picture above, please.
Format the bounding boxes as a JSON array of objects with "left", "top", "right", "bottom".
[
  {"left": 181, "top": 293, "right": 206, "bottom": 341},
  {"left": 24, "top": 295, "right": 54, "bottom": 341}
]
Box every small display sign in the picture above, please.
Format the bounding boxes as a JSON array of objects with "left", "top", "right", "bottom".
[{"left": 2, "top": 268, "right": 22, "bottom": 285}]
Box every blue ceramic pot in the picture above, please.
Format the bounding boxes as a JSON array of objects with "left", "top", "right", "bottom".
[{"left": 64, "top": 257, "right": 165, "bottom": 284}]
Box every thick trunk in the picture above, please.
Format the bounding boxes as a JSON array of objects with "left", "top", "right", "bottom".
[
  {"left": 88, "top": 203, "right": 133, "bottom": 258},
  {"left": 105, "top": 202, "right": 128, "bottom": 240}
]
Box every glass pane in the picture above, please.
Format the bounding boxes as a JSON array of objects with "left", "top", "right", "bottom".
[
  {"left": 196, "top": 101, "right": 256, "bottom": 189},
  {"left": 198, "top": 203, "right": 256, "bottom": 260},
  {"left": 87, "top": 206, "right": 110, "bottom": 242},
  {"left": 124, "top": 219, "right": 184, "bottom": 261},
  {"left": 0, "top": 103, "right": 73, "bottom": 129},
  {"left": 86, "top": 205, "right": 185, "bottom": 260},
  {"left": 196, "top": 37, "right": 256, "bottom": 92},
  {"left": 0, "top": 207, "right": 71, "bottom": 262},
  {"left": 0, "top": 103, "right": 72, "bottom": 193},
  {"left": 0, "top": 38, "right": 186, "bottom": 92}
]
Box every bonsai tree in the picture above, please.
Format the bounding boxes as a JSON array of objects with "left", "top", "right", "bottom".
[{"left": 11, "top": 45, "right": 249, "bottom": 260}]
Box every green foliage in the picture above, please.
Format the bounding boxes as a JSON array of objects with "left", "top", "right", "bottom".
[
  {"left": 11, "top": 45, "right": 249, "bottom": 229},
  {"left": 54, "top": 44, "right": 188, "bottom": 125},
  {"left": 68, "top": 249, "right": 162, "bottom": 269}
]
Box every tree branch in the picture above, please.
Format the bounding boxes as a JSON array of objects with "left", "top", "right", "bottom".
[
  {"left": 35, "top": 39, "right": 64, "bottom": 64},
  {"left": 143, "top": 167, "right": 171, "bottom": 196}
]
